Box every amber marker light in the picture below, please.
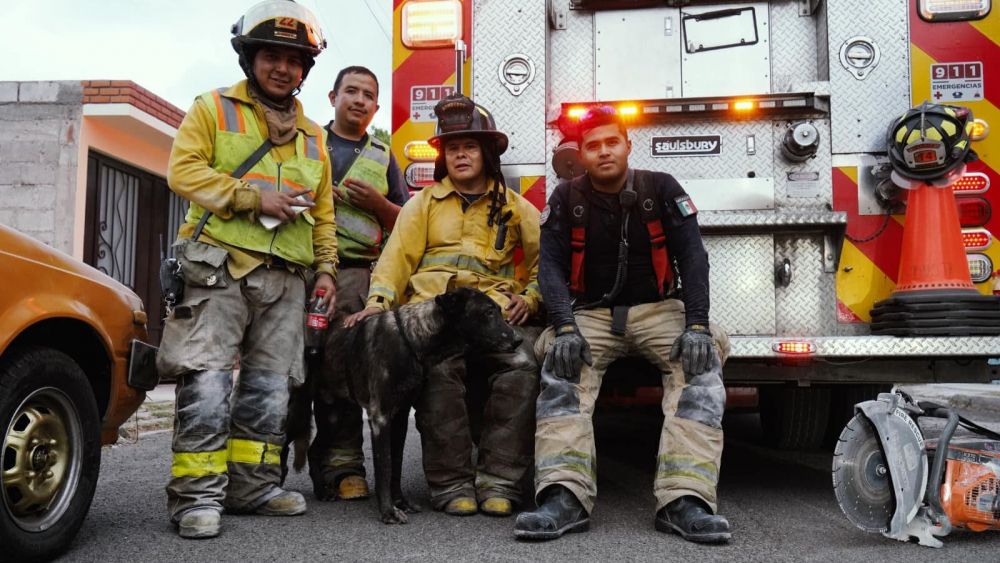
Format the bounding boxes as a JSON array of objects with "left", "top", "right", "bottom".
[
  {"left": 618, "top": 104, "right": 639, "bottom": 117},
  {"left": 734, "top": 100, "right": 755, "bottom": 111},
  {"left": 567, "top": 106, "right": 587, "bottom": 119},
  {"left": 971, "top": 119, "right": 989, "bottom": 141},
  {"left": 404, "top": 141, "right": 438, "bottom": 162}
]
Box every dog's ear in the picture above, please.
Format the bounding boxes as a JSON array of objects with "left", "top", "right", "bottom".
[{"left": 434, "top": 290, "right": 462, "bottom": 316}]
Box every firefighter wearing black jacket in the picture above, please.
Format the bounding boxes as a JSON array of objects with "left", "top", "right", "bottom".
[{"left": 514, "top": 106, "right": 732, "bottom": 544}]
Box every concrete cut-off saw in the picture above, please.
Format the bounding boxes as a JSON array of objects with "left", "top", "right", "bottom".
[{"left": 832, "top": 390, "right": 1000, "bottom": 548}]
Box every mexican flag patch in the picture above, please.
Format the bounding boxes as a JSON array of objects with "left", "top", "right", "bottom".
[{"left": 674, "top": 195, "right": 698, "bottom": 218}]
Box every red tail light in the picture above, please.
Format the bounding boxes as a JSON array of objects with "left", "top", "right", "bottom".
[
  {"left": 952, "top": 172, "right": 990, "bottom": 194},
  {"left": 957, "top": 197, "right": 992, "bottom": 227},
  {"left": 962, "top": 229, "right": 992, "bottom": 251},
  {"left": 772, "top": 341, "right": 815, "bottom": 355}
]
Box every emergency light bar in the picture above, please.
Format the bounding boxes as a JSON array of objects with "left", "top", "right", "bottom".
[
  {"left": 961, "top": 229, "right": 993, "bottom": 251},
  {"left": 951, "top": 172, "right": 990, "bottom": 194},
  {"left": 919, "top": 0, "right": 991, "bottom": 22},
  {"left": 558, "top": 93, "right": 824, "bottom": 136},
  {"left": 401, "top": 0, "right": 463, "bottom": 49},
  {"left": 967, "top": 253, "right": 994, "bottom": 283}
]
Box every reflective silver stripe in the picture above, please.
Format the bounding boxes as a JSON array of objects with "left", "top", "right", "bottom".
[
  {"left": 245, "top": 177, "right": 277, "bottom": 193},
  {"left": 337, "top": 207, "right": 382, "bottom": 245},
  {"left": 536, "top": 451, "right": 596, "bottom": 479},
  {"left": 655, "top": 455, "right": 718, "bottom": 484},
  {"left": 361, "top": 143, "right": 390, "bottom": 167},
  {"left": 305, "top": 134, "right": 321, "bottom": 160},
  {"left": 417, "top": 253, "right": 516, "bottom": 279},
  {"left": 215, "top": 89, "right": 243, "bottom": 133}
]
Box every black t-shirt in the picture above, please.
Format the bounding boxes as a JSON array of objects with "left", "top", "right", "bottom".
[
  {"left": 538, "top": 170, "right": 710, "bottom": 329},
  {"left": 325, "top": 125, "right": 409, "bottom": 207}
]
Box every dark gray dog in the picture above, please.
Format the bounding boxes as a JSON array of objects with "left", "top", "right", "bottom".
[{"left": 286, "top": 287, "right": 521, "bottom": 524}]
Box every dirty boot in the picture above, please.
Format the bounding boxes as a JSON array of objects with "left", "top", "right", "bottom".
[
  {"left": 480, "top": 497, "right": 513, "bottom": 517},
  {"left": 655, "top": 496, "right": 731, "bottom": 544},
  {"left": 514, "top": 485, "right": 589, "bottom": 541},
  {"left": 178, "top": 508, "right": 221, "bottom": 539},
  {"left": 443, "top": 496, "right": 478, "bottom": 516},
  {"left": 255, "top": 490, "right": 307, "bottom": 516},
  {"left": 338, "top": 475, "right": 371, "bottom": 500}
]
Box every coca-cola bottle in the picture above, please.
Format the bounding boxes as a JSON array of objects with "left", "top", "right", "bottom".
[{"left": 305, "top": 288, "right": 328, "bottom": 359}]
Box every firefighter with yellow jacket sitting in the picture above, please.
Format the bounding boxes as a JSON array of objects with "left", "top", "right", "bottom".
[{"left": 346, "top": 94, "right": 542, "bottom": 517}]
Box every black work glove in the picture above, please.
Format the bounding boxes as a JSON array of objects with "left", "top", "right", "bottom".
[
  {"left": 669, "top": 324, "right": 715, "bottom": 376},
  {"left": 543, "top": 324, "right": 593, "bottom": 380}
]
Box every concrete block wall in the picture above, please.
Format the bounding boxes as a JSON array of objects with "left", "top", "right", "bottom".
[{"left": 0, "top": 81, "right": 83, "bottom": 253}]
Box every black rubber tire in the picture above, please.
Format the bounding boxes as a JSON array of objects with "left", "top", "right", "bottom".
[
  {"left": 0, "top": 347, "right": 101, "bottom": 562},
  {"left": 824, "top": 384, "right": 891, "bottom": 447},
  {"left": 758, "top": 385, "right": 831, "bottom": 450}
]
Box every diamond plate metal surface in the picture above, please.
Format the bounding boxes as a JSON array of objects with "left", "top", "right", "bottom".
[
  {"left": 827, "top": 0, "right": 911, "bottom": 153},
  {"left": 549, "top": 8, "right": 595, "bottom": 105},
  {"left": 774, "top": 235, "right": 839, "bottom": 335},
  {"left": 769, "top": 1, "right": 819, "bottom": 93},
  {"left": 772, "top": 119, "right": 833, "bottom": 209},
  {"left": 698, "top": 209, "right": 846, "bottom": 229},
  {"left": 730, "top": 336, "right": 1000, "bottom": 358},
  {"left": 706, "top": 235, "right": 775, "bottom": 336},
  {"left": 473, "top": 0, "right": 547, "bottom": 165}
]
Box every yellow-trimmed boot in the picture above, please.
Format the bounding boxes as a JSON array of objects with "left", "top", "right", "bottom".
[
  {"left": 255, "top": 490, "right": 307, "bottom": 516},
  {"left": 480, "top": 497, "right": 513, "bottom": 517},
  {"left": 338, "top": 475, "right": 371, "bottom": 500},
  {"left": 443, "top": 496, "right": 478, "bottom": 516}
]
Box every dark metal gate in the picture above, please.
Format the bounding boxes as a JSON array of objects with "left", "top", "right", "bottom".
[{"left": 83, "top": 150, "right": 186, "bottom": 345}]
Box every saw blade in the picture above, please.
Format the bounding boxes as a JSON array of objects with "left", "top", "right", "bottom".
[{"left": 832, "top": 413, "right": 895, "bottom": 532}]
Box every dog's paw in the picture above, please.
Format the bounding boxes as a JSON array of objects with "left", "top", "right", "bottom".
[
  {"left": 394, "top": 497, "right": 422, "bottom": 514},
  {"left": 380, "top": 506, "right": 409, "bottom": 525}
]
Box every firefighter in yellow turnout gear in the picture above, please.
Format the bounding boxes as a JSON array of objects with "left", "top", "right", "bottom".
[
  {"left": 346, "top": 94, "right": 542, "bottom": 517},
  {"left": 515, "top": 106, "right": 732, "bottom": 543},
  {"left": 156, "top": 0, "right": 335, "bottom": 539}
]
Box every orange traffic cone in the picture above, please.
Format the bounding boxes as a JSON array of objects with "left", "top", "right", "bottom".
[
  {"left": 894, "top": 182, "right": 975, "bottom": 293},
  {"left": 870, "top": 177, "right": 1000, "bottom": 336}
]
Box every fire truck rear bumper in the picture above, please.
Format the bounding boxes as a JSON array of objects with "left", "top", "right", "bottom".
[{"left": 726, "top": 336, "right": 1000, "bottom": 384}]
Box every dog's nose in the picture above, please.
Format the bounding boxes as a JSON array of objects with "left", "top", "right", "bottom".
[{"left": 510, "top": 333, "right": 523, "bottom": 348}]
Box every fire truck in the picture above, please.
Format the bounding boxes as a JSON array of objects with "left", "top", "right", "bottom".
[{"left": 390, "top": 0, "right": 1000, "bottom": 448}]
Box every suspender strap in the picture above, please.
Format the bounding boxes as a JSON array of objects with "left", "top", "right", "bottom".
[
  {"left": 193, "top": 139, "right": 274, "bottom": 241},
  {"left": 634, "top": 170, "right": 674, "bottom": 297},
  {"left": 569, "top": 226, "right": 587, "bottom": 293},
  {"left": 645, "top": 219, "right": 671, "bottom": 295},
  {"left": 567, "top": 177, "right": 589, "bottom": 294}
]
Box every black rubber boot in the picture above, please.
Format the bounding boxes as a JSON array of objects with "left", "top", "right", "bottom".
[
  {"left": 655, "top": 496, "right": 731, "bottom": 544},
  {"left": 513, "top": 485, "right": 590, "bottom": 541}
]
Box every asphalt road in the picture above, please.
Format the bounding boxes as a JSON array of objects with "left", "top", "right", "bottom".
[{"left": 61, "top": 409, "right": 1000, "bottom": 563}]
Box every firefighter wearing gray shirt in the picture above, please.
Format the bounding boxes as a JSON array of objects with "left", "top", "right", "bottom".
[{"left": 306, "top": 66, "right": 408, "bottom": 502}]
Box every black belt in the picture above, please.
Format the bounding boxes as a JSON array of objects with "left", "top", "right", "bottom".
[
  {"left": 339, "top": 258, "right": 374, "bottom": 269},
  {"left": 264, "top": 256, "right": 289, "bottom": 269}
]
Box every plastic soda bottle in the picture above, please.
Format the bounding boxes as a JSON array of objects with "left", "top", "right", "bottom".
[{"left": 305, "top": 288, "right": 329, "bottom": 358}]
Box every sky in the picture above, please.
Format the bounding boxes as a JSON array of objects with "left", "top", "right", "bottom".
[{"left": 0, "top": 0, "right": 395, "bottom": 131}]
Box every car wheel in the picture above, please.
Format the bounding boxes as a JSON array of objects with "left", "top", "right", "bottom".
[{"left": 0, "top": 346, "right": 100, "bottom": 562}]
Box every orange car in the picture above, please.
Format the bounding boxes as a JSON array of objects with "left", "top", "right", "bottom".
[{"left": 0, "top": 223, "right": 157, "bottom": 561}]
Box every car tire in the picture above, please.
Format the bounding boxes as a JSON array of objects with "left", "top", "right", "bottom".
[{"left": 0, "top": 346, "right": 101, "bottom": 562}]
